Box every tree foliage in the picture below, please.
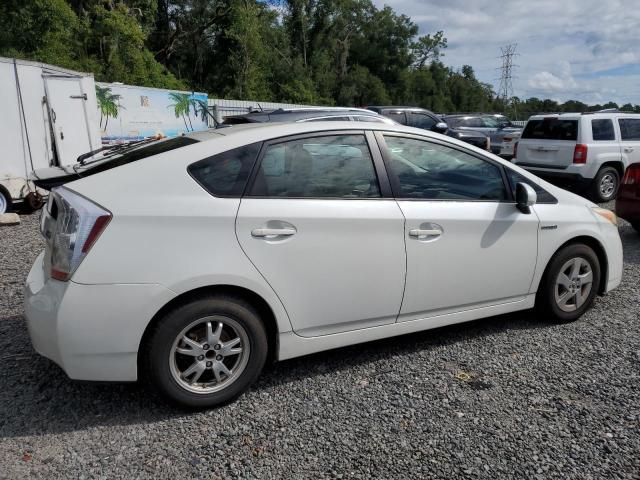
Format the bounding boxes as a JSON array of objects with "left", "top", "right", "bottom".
[{"left": 1, "top": 0, "right": 636, "bottom": 116}]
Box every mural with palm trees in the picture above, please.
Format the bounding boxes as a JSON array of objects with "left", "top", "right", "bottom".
[
  {"left": 95, "top": 85, "right": 122, "bottom": 131},
  {"left": 168, "top": 93, "right": 211, "bottom": 131},
  {"left": 96, "top": 82, "right": 208, "bottom": 142}
]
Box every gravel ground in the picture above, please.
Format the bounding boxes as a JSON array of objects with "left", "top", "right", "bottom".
[{"left": 0, "top": 211, "right": 639, "bottom": 479}]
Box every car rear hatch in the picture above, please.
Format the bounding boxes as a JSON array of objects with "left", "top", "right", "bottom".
[
  {"left": 517, "top": 117, "right": 579, "bottom": 168},
  {"left": 31, "top": 136, "right": 200, "bottom": 190}
]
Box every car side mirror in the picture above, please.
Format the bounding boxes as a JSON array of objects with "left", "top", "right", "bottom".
[
  {"left": 516, "top": 182, "right": 537, "bottom": 214},
  {"left": 432, "top": 122, "right": 448, "bottom": 134},
  {"left": 499, "top": 121, "right": 509, "bottom": 129}
]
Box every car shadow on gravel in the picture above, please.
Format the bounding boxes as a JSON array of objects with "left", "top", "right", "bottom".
[{"left": 0, "top": 308, "right": 556, "bottom": 439}]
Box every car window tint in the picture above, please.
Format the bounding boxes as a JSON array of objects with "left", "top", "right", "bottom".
[
  {"left": 383, "top": 136, "right": 507, "bottom": 201},
  {"left": 462, "top": 117, "right": 484, "bottom": 128},
  {"left": 521, "top": 119, "right": 578, "bottom": 140},
  {"left": 384, "top": 112, "right": 407, "bottom": 125},
  {"left": 506, "top": 170, "right": 557, "bottom": 204},
  {"left": 250, "top": 135, "right": 381, "bottom": 198},
  {"left": 481, "top": 116, "right": 500, "bottom": 128},
  {"left": 188, "top": 143, "right": 261, "bottom": 197},
  {"left": 591, "top": 119, "right": 615, "bottom": 141},
  {"left": 618, "top": 119, "right": 640, "bottom": 140},
  {"left": 409, "top": 113, "right": 437, "bottom": 130}
]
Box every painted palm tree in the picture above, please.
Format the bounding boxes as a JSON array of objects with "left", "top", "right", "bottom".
[
  {"left": 191, "top": 98, "right": 212, "bottom": 125},
  {"left": 95, "top": 85, "right": 122, "bottom": 131},
  {"left": 168, "top": 92, "right": 193, "bottom": 131}
]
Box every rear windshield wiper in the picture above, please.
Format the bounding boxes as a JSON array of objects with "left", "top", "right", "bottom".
[{"left": 77, "top": 138, "right": 158, "bottom": 167}]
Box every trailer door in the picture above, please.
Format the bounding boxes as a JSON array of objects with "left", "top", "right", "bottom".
[{"left": 44, "top": 76, "right": 96, "bottom": 166}]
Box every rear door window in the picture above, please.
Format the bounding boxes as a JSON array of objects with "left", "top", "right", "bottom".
[
  {"left": 591, "top": 119, "right": 615, "bottom": 141},
  {"left": 521, "top": 118, "right": 578, "bottom": 140},
  {"left": 250, "top": 134, "right": 380, "bottom": 198},
  {"left": 618, "top": 119, "right": 640, "bottom": 140}
]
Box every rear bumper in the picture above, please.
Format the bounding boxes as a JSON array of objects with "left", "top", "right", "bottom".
[
  {"left": 516, "top": 166, "right": 592, "bottom": 189},
  {"left": 24, "top": 251, "right": 175, "bottom": 381},
  {"left": 616, "top": 191, "right": 640, "bottom": 224}
]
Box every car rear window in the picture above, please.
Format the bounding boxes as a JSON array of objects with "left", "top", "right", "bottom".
[
  {"left": 521, "top": 118, "right": 578, "bottom": 141},
  {"left": 188, "top": 143, "right": 261, "bottom": 197},
  {"left": 591, "top": 119, "right": 615, "bottom": 141}
]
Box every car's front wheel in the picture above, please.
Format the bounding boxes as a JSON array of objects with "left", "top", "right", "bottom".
[
  {"left": 143, "top": 295, "right": 268, "bottom": 408},
  {"left": 537, "top": 244, "right": 601, "bottom": 323}
]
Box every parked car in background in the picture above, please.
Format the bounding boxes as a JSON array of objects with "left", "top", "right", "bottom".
[
  {"left": 221, "top": 107, "right": 397, "bottom": 125},
  {"left": 27, "top": 121, "right": 622, "bottom": 408},
  {"left": 616, "top": 162, "right": 640, "bottom": 233},
  {"left": 443, "top": 113, "right": 521, "bottom": 156},
  {"left": 366, "top": 106, "right": 490, "bottom": 151},
  {"left": 500, "top": 131, "right": 522, "bottom": 159},
  {"left": 514, "top": 112, "right": 640, "bottom": 202}
]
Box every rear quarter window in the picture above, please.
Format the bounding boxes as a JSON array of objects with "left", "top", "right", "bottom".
[
  {"left": 188, "top": 143, "right": 261, "bottom": 197},
  {"left": 521, "top": 118, "right": 578, "bottom": 141},
  {"left": 591, "top": 119, "right": 615, "bottom": 141}
]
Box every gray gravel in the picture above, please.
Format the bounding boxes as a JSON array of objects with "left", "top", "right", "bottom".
[{"left": 1, "top": 211, "right": 639, "bottom": 479}]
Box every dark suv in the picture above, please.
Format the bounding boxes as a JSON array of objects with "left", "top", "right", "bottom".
[
  {"left": 442, "top": 114, "right": 521, "bottom": 156},
  {"left": 367, "top": 106, "right": 490, "bottom": 151}
]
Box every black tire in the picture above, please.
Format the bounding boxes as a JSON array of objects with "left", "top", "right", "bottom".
[
  {"left": 536, "top": 244, "right": 601, "bottom": 323},
  {"left": 632, "top": 222, "right": 640, "bottom": 234},
  {"left": 142, "top": 295, "right": 268, "bottom": 409},
  {"left": 590, "top": 166, "right": 620, "bottom": 203}
]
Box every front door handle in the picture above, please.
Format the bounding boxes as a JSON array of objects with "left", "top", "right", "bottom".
[
  {"left": 409, "top": 228, "right": 442, "bottom": 238},
  {"left": 251, "top": 227, "right": 296, "bottom": 238}
]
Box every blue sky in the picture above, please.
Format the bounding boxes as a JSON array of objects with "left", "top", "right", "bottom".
[{"left": 373, "top": 0, "right": 640, "bottom": 105}]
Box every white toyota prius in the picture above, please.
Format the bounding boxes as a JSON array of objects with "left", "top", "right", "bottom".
[{"left": 25, "top": 122, "right": 623, "bottom": 408}]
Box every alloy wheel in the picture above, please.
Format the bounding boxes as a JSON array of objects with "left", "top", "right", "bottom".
[
  {"left": 554, "top": 257, "right": 594, "bottom": 312},
  {"left": 599, "top": 173, "right": 617, "bottom": 199},
  {"left": 169, "top": 315, "right": 250, "bottom": 394}
]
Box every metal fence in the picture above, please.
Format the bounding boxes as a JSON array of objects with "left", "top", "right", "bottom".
[{"left": 207, "top": 98, "right": 318, "bottom": 126}]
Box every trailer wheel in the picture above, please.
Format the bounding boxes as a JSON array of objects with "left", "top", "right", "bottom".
[{"left": 0, "top": 189, "right": 10, "bottom": 214}]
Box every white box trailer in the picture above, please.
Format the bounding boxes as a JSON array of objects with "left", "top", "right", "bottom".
[{"left": 0, "top": 57, "right": 101, "bottom": 213}]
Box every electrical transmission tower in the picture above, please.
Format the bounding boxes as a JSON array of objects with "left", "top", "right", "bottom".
[{"left": 497, "top": 44, "right": 518, "bottom": 114}]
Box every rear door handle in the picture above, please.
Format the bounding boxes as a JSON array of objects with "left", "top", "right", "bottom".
[
  {"left": 409, "top": 228, "right": 442, "bottom": 238},
  {"left": 251, "top": 228, "right": 296, "bottom": 238},
  {"left": 624, "top": 147, "right": 634, "bottom": 153}
]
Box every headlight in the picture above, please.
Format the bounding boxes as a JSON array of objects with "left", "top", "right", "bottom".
[{"left": 592, "top": 207, "right": 617, "bottom": 225}]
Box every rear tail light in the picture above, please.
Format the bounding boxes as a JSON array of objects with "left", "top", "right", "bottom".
[
  {"left": 623, "top": 165, "right": 640, "bottom": 185},
  {"left": 573, "top": 144, "right": 588, "bottom": 164},
  {"left": 41, "top": 187, "right": 111, "bottom": 281},
  {"left": 513, "top": 141, "right": 518, "bottom": 159}
]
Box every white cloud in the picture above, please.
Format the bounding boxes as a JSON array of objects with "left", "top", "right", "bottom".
[{"left": 373, "top": 0, "right": 640, "bottom": 104}]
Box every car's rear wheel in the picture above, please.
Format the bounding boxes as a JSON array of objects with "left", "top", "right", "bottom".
[
  {"left": 591, "top": 166, "right": 619, "bottom": 202},
  {"left": 632, "top": 222, "right": 640, "bottom": 234},
  {"left": 536, "top": 244, "right": 601, "bottom": 323},
  {"left": 143, "top": 295, "right": 268, "bottom": 408}
]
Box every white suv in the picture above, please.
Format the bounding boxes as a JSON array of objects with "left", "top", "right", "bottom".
[{"left": 514, "top": 112, "right": 640, "bottom": 202}]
